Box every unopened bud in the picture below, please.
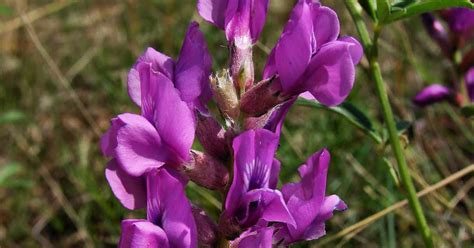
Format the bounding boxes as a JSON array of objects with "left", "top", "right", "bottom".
[
  {"left": 192, "top": 207, "right": 218, "bottom": 248},
  {"left": 240, "top": 76, "right": 290, "bottom": 117},
  {"left": 183, "top": 151, "right": 229, "bottom": 191},
  {"left": 211, "top": 70, "right": 240, "bottom": 122},
  {"left": 230, "top": 36, "right": 254, "bottom": 94},
  {"left": 196, "top": 112, "right": 230, "bottom": 160}
]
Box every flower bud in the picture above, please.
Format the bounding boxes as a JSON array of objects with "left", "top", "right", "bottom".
[
  {"left": 240, "top": 76, "right": 290, "bottom": 117},
  {"left": 230, "top": 36, "right": 254, "bottom": 94},
  {"left": 211, "top": 70, "right": 240, "bottom": 122},
  {"left": 421, "top": 14, "right": 452, "bottom": 57},
  {"left": 413, "top": 84, "right": 453, "bottom": 107},
  {"left": 196, "top": 111, "right": 230, "bottom": 160},
  {"left": 182, "top": 150, "right": 229, "bottom": 191},
  {"left": 192, "top": 207, "right": 218, "bottom": 248}
]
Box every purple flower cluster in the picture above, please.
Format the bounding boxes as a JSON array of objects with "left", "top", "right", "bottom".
[
  {"left": 414, "top": 7, "right": 474, "bottom": 107},
  {"left": 101, "top": 0, "right": 361, "bottom": 247}
]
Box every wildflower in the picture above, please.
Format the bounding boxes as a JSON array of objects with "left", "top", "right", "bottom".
[
  {"left": 466, "top": 67, "right": 474, "bottom": 102},
  {"left": 413, "top": 84, "right": 454, "bottom": 107},
  {"left": 274, "top": 149, "right": 347, "bottom": 244},
  {"left": 220, "top": 129, "right": 295, "bottom": 238},
  {"left": 127, "top": 22, "right": 212, "bottom": 113},
  {"left": 240, "top": 0, "right": 362, "bottom": 116},
  {"left": 102, "top": 22, "right": 221, "bottom": 209},
  {"left": 118, "top": 168, "right": 197, "bottom": 248}
]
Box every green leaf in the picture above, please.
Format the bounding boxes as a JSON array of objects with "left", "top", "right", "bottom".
[
  {"left": 0, "top": 162, "right": 22, "bottom": 186},
  {"left": 383, "top": 158, "right": 400, "bottom": 187},
  {"left": 461, "top": 104, "right": 474, "bottom": 118},
  {"left": 388, "top": 0, "right": 474, "bottom": 23},
  {"left": 377, "top": 0, "right": 391, "bottom": 22},
  {"left": 0, "top": 111, "right": 26, "bottom": 125},
  {"left": 296, "top": 98, "right": 383, "bottom": 144},
  {"left": 396, "top": 120, "right": 411, "bottom": 136},
  {"left": 392, "top": 0, "right": 418, "bottom": 9},
  {"left": 358, "top": 0, "right": 378, "bottom": 20},
  {"left": 0, "top": 5, "right": 13, "bottom": 16}
]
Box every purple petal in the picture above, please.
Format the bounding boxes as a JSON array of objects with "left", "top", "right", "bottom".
[
  {"left": 115, "top": 113, "right": 167, "bottom": 176},
  {"left": 146, "top": 168, "right": 197, "bottom": 248},
  {"left": 249, "top": 0, "right": 270, "bottom": 43},
  {"left": 421, "top": 14, "right": 451, "bottom": 56},
  {"left": 225, "top": 129, "right": 279, "bottom": 214},
  {"left": 100, "top": 117, "right": 125, "bottom": 157},
  {"left": 262, "top": 48, "right": 276, "bottom": 79},
  {"left": 312, "top": 5, "right": 340, "bottom": 49},
  {"left": 231, "top": 226, "right": 274, "bottom": 248},
  {"left": 225, "top": 0, "right": 252, "bottom": 42},
  {"left": 413, "top": 84, "right": 452, "bottom": 107},
  {"left": 303, "top": 41, "right": 356, "bottom": 106},
  {"left": 465, "top": 67, "right": 474, "bottom": 102},
  {"left": 119, "top": 219, "right": 169, "bottom": 248},
  {"left": 127, "top": 48, "right": 174, "bottom": 107},
  {"left": 175, "top": 22, "right": 213, "bottom": 112},
  {"left": 275, "top": 0, "right": 313, "bottom": 93},
  {"left": 278, "top": 149, "right": 337, "bottom": 244},
  {"left": 302, "top": 195, "right": 347, "bottom": 241},
  {"left": 152, "top": 69, "right": 196, "bottom": 163},
  {"left": 197, "top": 0, "right": 230, "bottom": 29},
  {"left": 339, "top": 36, "right": 364, "bottom": 65},
  {"left": 263, "top": 98, "right": 296, "bottom": 136},
  {"left": 269, "top": 159, "right": 281, "bottom": 189},
  {"left": 238, "top": 188, "right": 295, "bottom": 227},
  {"left": 105, "top": 160, "right": 146, "bottom": 210},
  {"left": 444, "top": 8, "right": 474, "bottom": 35}
]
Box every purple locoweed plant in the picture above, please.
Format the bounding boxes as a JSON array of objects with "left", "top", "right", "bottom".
[
  {"left": 414, "top": 6, "right": 474, "bottom": 107},
  {"left": 102, "top": 0, "right": 361, "bottom": 247}
]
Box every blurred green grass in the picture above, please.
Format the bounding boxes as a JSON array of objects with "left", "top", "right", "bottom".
[{"left": 0, "top": 0, "right": 473, "bottom": 247}]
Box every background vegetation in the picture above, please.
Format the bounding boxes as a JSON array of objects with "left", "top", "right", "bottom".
[{"left": 0, "top": 0, "right": 472, "bottom": 247}]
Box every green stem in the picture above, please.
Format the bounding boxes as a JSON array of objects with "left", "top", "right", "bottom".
[{"left": 344, "top": 0, "right": 433, "bottom": 247}]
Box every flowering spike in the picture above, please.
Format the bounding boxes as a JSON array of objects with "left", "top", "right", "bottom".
[{"left": 240, "top": 76, "right": 290, "bottom": 117}]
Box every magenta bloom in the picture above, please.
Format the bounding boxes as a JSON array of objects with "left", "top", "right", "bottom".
[
  {"left": 466, "top": 67, "right": 474, "bottom": 102},
  {"left": 413, "top": 84, "right": 453, "bottom": 107},
  {"left": 197, "top": 0, "right": 269, "bottom": 43},
  {"left": 221, "top": 129, "right": 295, "bottom": 236},
  {"left": 274, "top": 149, "right": 347, "bottom": 244},
  {"left": 263, "top": 0, "right": 363, "bottom": 106},
  {"left": 102, "top": 22, "right": 211, "bottom": 210},
  {"left": 119, "top": 168, "right": 197, "bottom": 248},
  {"left": 442, "top": 7, "right": 474, "bottom": 41},
  {"left": 128, "top": 22, "right": 212, "bottom": 113},
  {"left": 421, "top": 13, "right": 451, "bottom": 56}
]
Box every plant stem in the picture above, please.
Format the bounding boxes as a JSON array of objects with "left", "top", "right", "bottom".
[{"left": 344, "top": 0, "right": 434, "bottom": 247}]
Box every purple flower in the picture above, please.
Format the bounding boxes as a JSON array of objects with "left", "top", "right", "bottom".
[
  {"left": 413, "top": 84, "right": 453, "bottom": 107},
  {"left": 127, "top": 22, "right": 212, "bottom": 113},
  {"left": 442, "top": 7, "right": 474, "bottom": 41},
  {"left": 421, "top": 13, "right": 452, "bottom": 57},
  {"left": 197, "top": 0, "right": 269, "bottom": 43},
  {"left": 240, "top": 0, "right": 362, "bottom": 116},
  {"left": 466, "top": 67, "right": 474, "bottom": 102},
  {"left": 230, "top": 225, "right": 274, "bottom": 248},
  {"left": 118, "top": 168, "right": 197, "bottom": 248},
  {"left": 102, "top": 22, "right": 214, "bottom": 210},
  {"left": 220, "top": 129, "right": 295, "bottom": 237},
  {"left": 274, "top": 149, "right": 347, "bottom": 245},
  {"left": 263, "top": 1, "right": 362, "bottom": 105}
]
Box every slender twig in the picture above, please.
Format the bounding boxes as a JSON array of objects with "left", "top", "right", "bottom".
[
  {"left": 19, "top": 12, "right": 102, "bottom": 138},
  {"left": 0, "top": 1, "right": 77, "bottom": 34},
  {"left": 317, "top": 164, "right": 474, "bottom": 246},
  {"left": 344, "top": 0, "right": 433, "bottom": 246}
]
